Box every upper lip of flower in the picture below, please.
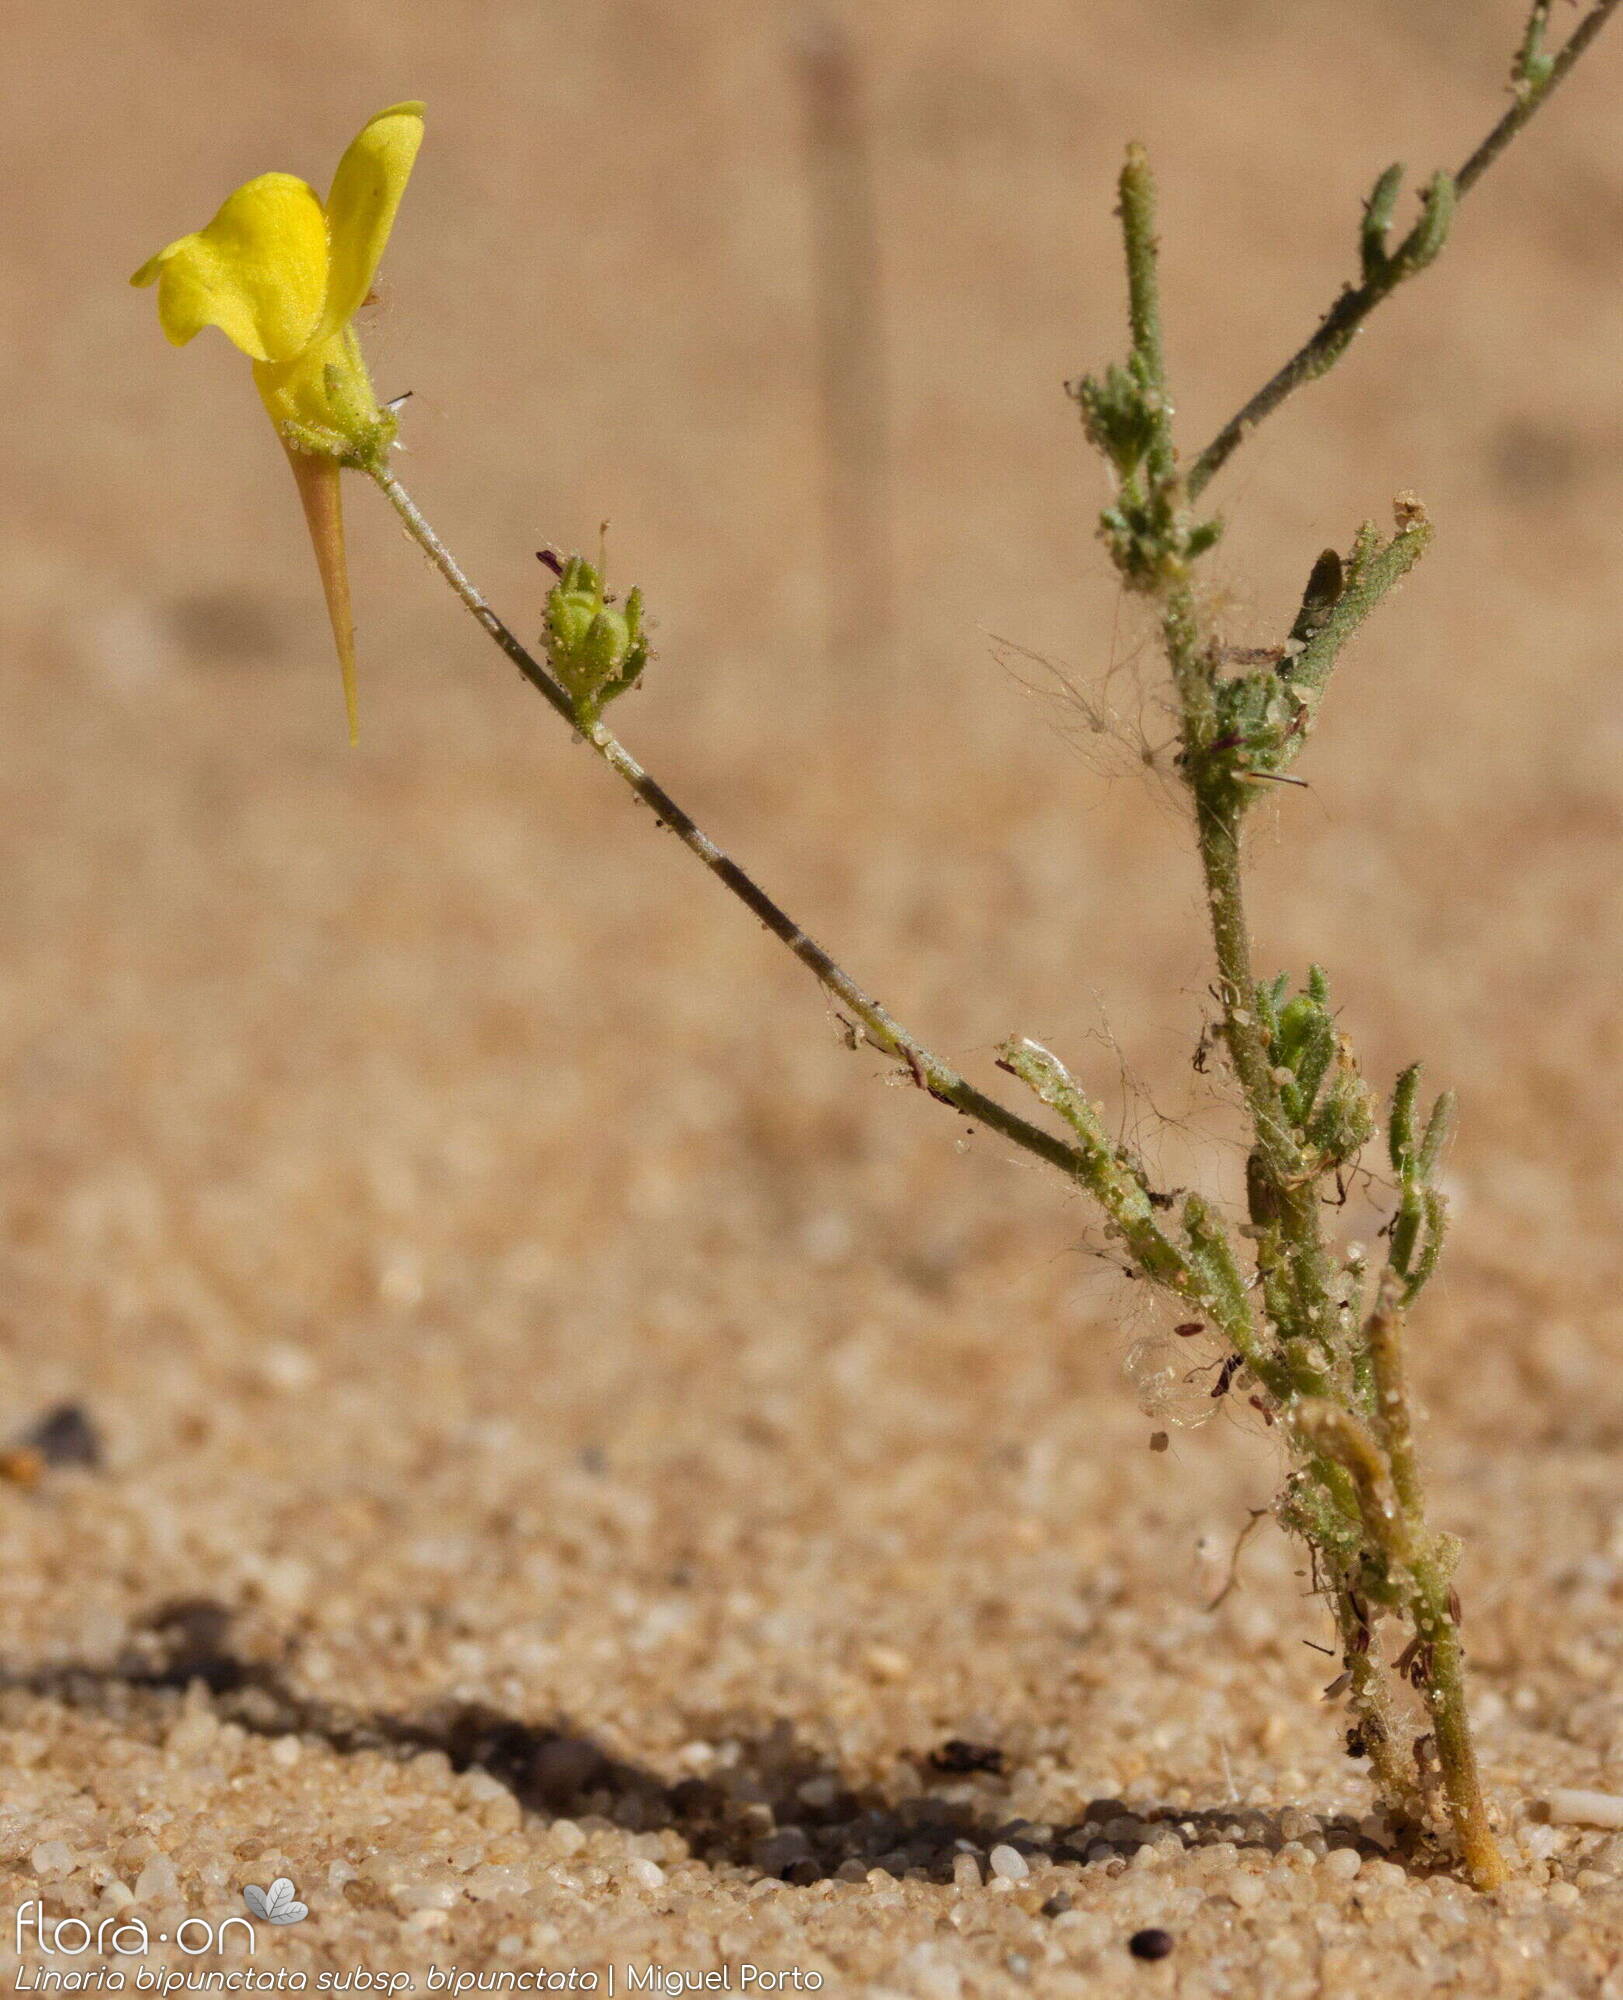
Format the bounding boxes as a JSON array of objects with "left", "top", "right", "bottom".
[{"left": 130, "top": 100, "right": 424, "bottom": 374}]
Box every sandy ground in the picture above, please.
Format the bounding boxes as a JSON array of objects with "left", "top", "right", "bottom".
[{"left": 5, "top": 0, "right": 1623, "bottom": 1992}]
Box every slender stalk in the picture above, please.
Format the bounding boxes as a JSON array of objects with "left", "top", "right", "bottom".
[
  {"left": 995, "top": 1035, "right": 1292, "bottom": 1390},
  {"left": 1118, "top": 145, "right": 1175, "bottom": 491},
  {"left": 1363, "top": 1277, "right": 1507, "bottom": 1887},
  {"left": 1187, "top": 0, "right": 1621, "bottom": 498},
  {"left": 1364, "top": 1280, "right": 1421, "bottom": 1520},
  {"left": 1336, "top": 1587, "right": 1425, "bottom": 1833},
  {"left": 994, "top": 1038, "right": 1201, "bottom": 1296},
  {"left": 1457, "top": 0, "right": 1620, "bottom": 192},
  {"left": 1118, "top": 152, "right": 1335, "bottom": 1370},
  {"left": 1104, "top": 144, "right": 1507, "bottom": 1886},
  {"left": 1414, "top": 1566, "right": 1507, "bottom": 1890},
  {"left": 369, "top": 466, "right": 1093, "bottom": 1187},
  {"left": 1202, "top": 793, "right": 1352, "bottom": 1355}
]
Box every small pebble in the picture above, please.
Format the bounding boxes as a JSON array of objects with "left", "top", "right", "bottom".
[
  {"left": 1227, "top": 1871, "right": 1266, "bottom": 1909},
  {"left": 1129, "top": 1928, "right": 1175, "bottom": 1961},
  {"left": 1320, "top": 1847, "right": 1362, "bottom": 1882},
  {"left": 626, "top": 1858, "right": 665, "bottom": 1891},
  {"left": 467, "top": 1865, "right": 532, "bottom": 1901},
  {"left": 23, "top": 1402, "right": 104, "bottom": 1468},
  {"left": 257, "top": 1343, "right": 317, "bottom": 1392},
  {"left": 1547, "top": 1787, "right": 1623, "bottom": 1829},
  {"left": 133, "top": 1856, "right": 179, "bottom": 1903},
  {"left": 904, "top": 1946, "right": 962, "bottom": 2000},
  {"left": 392, "top": 1878, "right": 460, "bottom": 1913},
  {"left": 952, "top": 1853, "right": 982, "bottom": 1891},
  {"left": 988, "top": 1844, "right": 1029, "bottom": 1881}
]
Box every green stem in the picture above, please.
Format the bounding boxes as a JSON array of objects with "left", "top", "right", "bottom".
[
  {"left": 1366, "top": 1276, "right": 1506, "bottom": 1890},
  {"left": 1335, "top": 1587, "right": 1425, "bottom": 1834},
  {"left": 1187, "top": 0, "right": 1621, "bottom": 498},
  {"left": 1364, "top": 1280, "right": 1421, "bottom": 1522},
  {"left": 1118, "top": 144, "right": 1175, "bottom": 489},
  {"left": 368, "top": 466, "right": 1098, "bottom": 1189},
  {"left": 996, "top": 1037, "right": 1292, "bottom": 1394},
  {"left": 1171, "top": 605, "right": 1337, "bottom": 1364},
  {"left": 1184, "top": 466, "right": 1506, "bottom": 1896},
  {"left": 1116, "top": 158, "right": 1330, "bottom": 1350},
  {"left": 1110, "top": 145, "right": 1505, "bottom": 1887},
  {"left": 1460, "top": 0, "right": 1620, "bottom": 188},
  {"left": 996, "top": 1038, "right": 1194, "bottom": 1292},
  {"left": 1412, "top": 1564, "right": 1507, "bottom": 1891}
]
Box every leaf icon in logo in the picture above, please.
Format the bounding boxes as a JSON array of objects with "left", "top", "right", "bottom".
[{"left": 242, "top": 1878, "right": 308, "bottom": 1924}]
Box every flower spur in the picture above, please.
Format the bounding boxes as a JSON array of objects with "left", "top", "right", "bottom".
[{"left": 132, "top": 102, "right": 424, "bottom": 740}]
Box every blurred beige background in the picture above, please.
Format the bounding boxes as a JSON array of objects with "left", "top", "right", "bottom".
[{"left": 4, "top": 0, "right": 1623, "bottom": 1982}]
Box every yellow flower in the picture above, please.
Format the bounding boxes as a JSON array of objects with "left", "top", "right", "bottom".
[{"left": 132, "top": 103, "right": 425, "bottom": 740}]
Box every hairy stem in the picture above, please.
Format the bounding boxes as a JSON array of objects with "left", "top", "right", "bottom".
[
  {"left": 1335, "top": 1588, "right": 1425, "bottom": 1833},
  {"left": 1110, "top": 143, "right": 1505, "bottom": 1886},
  {"left": 1365, "top": 1280, "right": 1422, "bottom": 1521},
  {"left": 1366, "top": 1279, "right": 1507, "bottom": 1888},
  {"left": 995, "top": 1036, "right": 1295, "bottom": 1398},
  {"left": 1413, "top": 1562, "right": 1507, "bottom": 1891},
  {"left": 1188, "top": 0, "right": 1620, "bottom": 497},
  {"left": 995, "top": 1038, "right": 1197, "bottom": 1295},
  {"left": 1194, "top": 778, "right": 1339, "bottom": 1363},
  {"left": 1119, "top": 144, "right": 1175, "bottom": 492},
  {"left": 369, "top": 467, "right": 1096, "bottom": 1188}
]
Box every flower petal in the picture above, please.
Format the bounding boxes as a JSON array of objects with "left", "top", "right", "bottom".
[
  {"left": 319, "top": 102, "right": 424, "bottom": 341},
  {"left": 131, "top": 172, "right": 328, "bottom": 363}
]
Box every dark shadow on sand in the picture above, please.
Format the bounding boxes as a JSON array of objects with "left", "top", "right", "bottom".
[{"left": 1, "top": 1597, "right": 1390, "bottom": 1888}]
